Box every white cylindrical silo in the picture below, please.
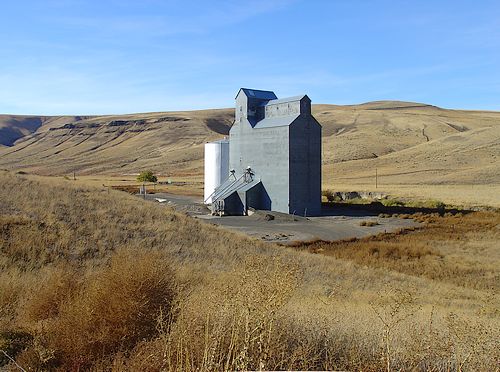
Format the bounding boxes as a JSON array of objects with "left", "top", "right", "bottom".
[{"left": 204, "top": 139, "right": 229, "bottom": 204}]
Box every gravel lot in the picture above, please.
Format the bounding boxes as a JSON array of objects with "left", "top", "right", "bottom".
[{"left": 143, "top": 192, "right": 419, "bottom": 243}]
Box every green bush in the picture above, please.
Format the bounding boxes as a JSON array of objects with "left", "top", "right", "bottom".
[
  {"left": 137, "top": 171, "right": 157, "bottom": 183},
  {"left": 405, "top": 200, "right": 447, "bottom": 209},
  {"left": 381, "top": 199, "right": 405, "bottom": 207},
  {"left": 422, "top": 200, "right": 446, "bottom": 209}
]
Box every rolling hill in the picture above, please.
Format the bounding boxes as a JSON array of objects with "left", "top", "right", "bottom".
[
  {"left": 0, "top": 109, "right": 233, "bottom": 176},
  {"left": 0, "top": 115, "right": 46, "bottom": 146},
  {"left": 0, "top": 101, "right": 499, "bottom": 187}
]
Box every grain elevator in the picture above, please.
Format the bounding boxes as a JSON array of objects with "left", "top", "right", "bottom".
[{"left": 204, "top": 88, "right": 322, "bottom": 216}]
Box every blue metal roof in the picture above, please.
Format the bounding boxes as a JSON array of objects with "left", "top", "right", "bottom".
[
  {"left": 253, "top": 114, "right": 300, "bottom": 128},
  {"left": 237, "top": 88, "right": 277, "bottom": 100}
]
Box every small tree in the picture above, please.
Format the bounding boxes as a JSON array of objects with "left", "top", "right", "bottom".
[{"left": 137, "top": 171, "right": 157, "bottom": 183}]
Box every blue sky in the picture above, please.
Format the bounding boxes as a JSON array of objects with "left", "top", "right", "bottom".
[{"left": 0, "top": 0, "right": 499, "bottom": 115}]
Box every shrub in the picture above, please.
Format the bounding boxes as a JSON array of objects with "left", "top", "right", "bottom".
[
  {"left": 322, "top": 189, "right": 335, "bottom": 202},
  {"left": 1, "top": 173, "right": 498, "bottom": 371},
  {"left": 137, "top": 170, "right": 157, "bottom": 183},
  {"left": 121, "top": 256, "right": 309, "bottom": 371},
  {"left": 426, "top": 200, "right": 446, "bottom": 209},
  {"left": 18, "top": 265, "right": 81, "bottom": 327},
  {"left": 381, "top": 199, "right": 405, "bottom": 207},
  {"left": 22, "top": 248, "right": 177, "bottom": 370},
  {"left": 0, "top": 330, "right": 33, "bottom": 366},
  {"left": 404, "top": 199, "right": 447, "bottom": 209},
  {"left": 360, "top": 220, "right": 379, "bottom": 227}
]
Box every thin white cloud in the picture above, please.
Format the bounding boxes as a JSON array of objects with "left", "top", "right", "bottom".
[{"left": 38, "top": 0, "right": 296, "bottom": 39}]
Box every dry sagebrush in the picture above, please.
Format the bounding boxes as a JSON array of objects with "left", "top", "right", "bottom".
[{"left": 1, "top": 172, "right": 499, "bottom": 371}]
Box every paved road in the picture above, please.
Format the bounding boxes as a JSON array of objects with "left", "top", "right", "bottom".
[
  {"left": 143, "top": 192, "right": 209, "bottom": 215},
  {"left": 142, "top": 192, "right": 419, "bottom": 243}
]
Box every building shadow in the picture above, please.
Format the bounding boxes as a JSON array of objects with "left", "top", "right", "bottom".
[{"left": 321, "top": 202, "right": 472, "bottom": 217}]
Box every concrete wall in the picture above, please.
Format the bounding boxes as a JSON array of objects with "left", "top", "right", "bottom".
[
  {"left": 264, "top": 101, "right": 300, "bottom": 117},
  {"left": 237, "top": 183, "right": 270, "bottom": 213},
  {"left": 289, "top": 114, "right": 322, "bottom": 216},
  {"left": 235, "top": 91, "right": 247, "bottom": 124},
  {"left": 224, "top": 192, "right": 244, "bottom": 215},
  {"left": 229, "top": 119, "right": 290, "bottom": 213},
  {"left": 229, "top": 90, "right": 322, "bottom": 215},
  {"left": 236, "top": 90, "right": 268, "bottom": 127}
]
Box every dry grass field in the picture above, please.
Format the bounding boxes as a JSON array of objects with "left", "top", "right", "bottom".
[
  {"left": 0, "top": 172, "right": 498, "bottom": 371},
  {"left": 0, "top": 100, "right": 499, "bottom": 370},
  {"left": 330, "top": 183, "right": 500, "bottom": 209}
]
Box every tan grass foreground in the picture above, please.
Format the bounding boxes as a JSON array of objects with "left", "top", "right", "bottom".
[{"left": 0, "top": 172, "right": 498, "bottom": 371}]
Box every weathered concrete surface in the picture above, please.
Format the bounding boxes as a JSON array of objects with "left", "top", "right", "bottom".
[
  {"left": 143, "top": 192, "right": 210, "bottom": 215},
  {"left": 143, "top": 193, "right": 419, "bottom": 244},
  {"left": 197, "top": 213, "right": 417, "bottom": 244}
]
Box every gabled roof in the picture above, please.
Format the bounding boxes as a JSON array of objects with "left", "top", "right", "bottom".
[
  {"left": 216, "top": 178, "right": 261, "bottom": 202},
  {"left": 236, "top": 88, "right": 277, "bottom": 100},
  {"left": 264, "top": 95, "right": 308, "bottom": 105},
  {"left": 253, "top": 114, "right": 300, "bottom": 129},
  {"left": 236, "top": 179, "right": 261, "bottom": 193}
]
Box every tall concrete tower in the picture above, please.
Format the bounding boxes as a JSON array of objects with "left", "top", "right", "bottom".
[{"left": 205, "top": 88, "right": 322, "bottom": 216}]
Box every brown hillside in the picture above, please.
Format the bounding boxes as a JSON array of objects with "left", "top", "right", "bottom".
[
  {"left": 0, "top": 101, "right": 499, "bottom": 187},
  {"left": 0, "top": 110, "right": 232, "bottom": 175},
  {"left": 0, "top": 115, "right": 46, "bottom": 146},
  {"left": 0, "top": 115, "right": 92, "bottom": 146}
]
